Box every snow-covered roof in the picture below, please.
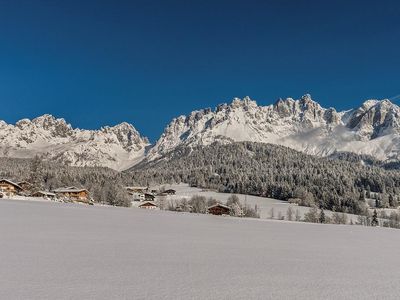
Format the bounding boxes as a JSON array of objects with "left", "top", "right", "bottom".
[
  {"left": 0, "top": 179, "right": 22, "bottom": 190},
  {"left": 139, "top": 201, "right": 158, "bottom": 207},
  {"left": 53, "top": 187, "right": 88, "bottom": 193},
  {"left": 208, "top": 203, "right": 231, "bottom": 210}
]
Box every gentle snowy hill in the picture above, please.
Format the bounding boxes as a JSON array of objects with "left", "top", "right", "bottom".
[
  {"left": 0, "top": 115, "right": 149, "bottom": 171},
  {"left": 1, "top": 199, "right": 400, "bottom": 299},
  {"left": 148, "top": 95, "right": 400, "bottom": 162}
]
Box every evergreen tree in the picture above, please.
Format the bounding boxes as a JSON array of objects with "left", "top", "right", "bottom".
[{"left": 371, "top": 209, "right": 379, "bottom": 226}]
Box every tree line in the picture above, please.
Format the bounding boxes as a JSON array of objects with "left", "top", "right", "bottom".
[
  {"left": 132, "top": 142, "right": 400, "bottom": 214},
  {"left": 0, "top": 156, "right": 132, "bottom": 206}
]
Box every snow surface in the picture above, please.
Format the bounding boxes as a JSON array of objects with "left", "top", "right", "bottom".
[
  {"left": 156, "top": 183, "right": 358, "bottom": 221},
  {"left": 1, "top": 199, "right": 399, "bottom": 299}
]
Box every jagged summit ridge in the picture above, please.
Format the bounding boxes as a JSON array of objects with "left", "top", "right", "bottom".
[
  {"left": 1, "top": 95, "right": 400, "bottom": 169},
  {"left": 0, "top": 115, "right": 149, "bottom": 171},
  {"left": 148, "top": 95, "right": 400, "bottom": 162}
]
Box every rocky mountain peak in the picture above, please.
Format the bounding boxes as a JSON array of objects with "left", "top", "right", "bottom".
[
  {"left": 346, "top": 99, "right": 400, "bottom": 139},
  {"left": 0, "top": 115, "right": 149, "bottom": 170},
  {"left": 147, "top": 95, "right": 400, "bottom": 163},
  {"left": 230, "top": 96, "right": 258, "bottom": 109}
]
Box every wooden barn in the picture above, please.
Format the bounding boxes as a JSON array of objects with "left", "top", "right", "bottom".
[
  {"left": 208, "top": 204, "right": 231, "bottom": 216},
  {"left": 138, "top": 201, "right": 158, "bottom": 210},
  {"left": 0, "top": 179, "right": 23, "bottom": 197},
  {"left": 53, "top": 187, "right": 90, "bottom": 203}
]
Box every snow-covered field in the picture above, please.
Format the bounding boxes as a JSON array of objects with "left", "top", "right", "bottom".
[
  {"left": 1, "top": 199, "right": 400, "bottom": 299},
  {"left": 155, "top": 183, "right": 358, "bottom": 221}
]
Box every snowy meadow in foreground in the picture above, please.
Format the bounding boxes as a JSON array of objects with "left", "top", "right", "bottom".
[{"left": 1, "top": 199, "right": 400, "bottom": 300}]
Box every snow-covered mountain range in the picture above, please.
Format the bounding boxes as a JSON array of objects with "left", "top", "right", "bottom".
[
  {"left": 1, "top": 95, "right": 400, "bottom": 170},
  {"left": 148, "top": 94, "right": 400, "bottom": 162},
  {"left": 0, "top": 115, "right": 149, "bottom": 171}
]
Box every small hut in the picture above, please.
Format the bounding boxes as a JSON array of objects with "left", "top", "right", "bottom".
[
  {"left": 208, "top": 203, "right": 231, "bottom": 215},
  {"left": 138, "top": 201, "right": 158, "bottom": 210}
]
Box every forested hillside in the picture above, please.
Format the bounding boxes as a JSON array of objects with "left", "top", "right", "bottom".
[
  {"left": 0, "top": 157, "right": 132, "bottom": 206},
  {"left": 132, "top": 142, "right": 400, "bottom": 214}
]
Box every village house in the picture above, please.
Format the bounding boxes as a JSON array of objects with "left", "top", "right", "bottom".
[
  {"left": 53, "top": 186, "right": 90, "bottom": 204},
  {"left": 31, "top": 191, "right": 56, "bottom": 199},
  {"left": 0, "top": 179, "right": 23, "bottom": 197},
  {"left": 208, "top": 203, "right": 231, "bottom": 216},
  {"left": 138, "top": 201, "right": 158, "bottom": 210}
]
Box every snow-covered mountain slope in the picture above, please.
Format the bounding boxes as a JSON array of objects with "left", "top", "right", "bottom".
[
  {"left": 2, "top": 95, "right": 400, "bottom": 169},
  {"left": 0, "top": 115, "right": 149, "bottom": 171},
  {"left": 148, "top": 95, "right": 400, "bottom": 162}
]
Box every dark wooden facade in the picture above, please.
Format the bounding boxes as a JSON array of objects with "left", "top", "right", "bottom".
[
  {"left": 208, "top": 204, "right": 231, "bottom": 215},
  {"left": 53, "top": 187, "right": 90, "bottom": 203}
]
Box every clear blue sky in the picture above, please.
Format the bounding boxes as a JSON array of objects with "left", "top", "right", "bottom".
[{"left": 0, "top": 0, "right": 399, "bottom": 141}]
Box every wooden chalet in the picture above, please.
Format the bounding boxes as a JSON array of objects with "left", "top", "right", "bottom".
[
  {"left": 164, "top": 189, "right": 176, "bottom": 195},
  {"left": 208, "top": 203, "right": 231, "bottom": 215},
  {"left": 138, "top": 201, "right": 158, "bottom": 210},
  {"left": 144, "top": 193, "right": 155, "bottom": 201},
  {"left": 53, "top": 186, "right": 90, "bottom": 203},
  {"left": 0, "top": 179, "right": 23, "bottom": 197},
  {"left": 32, "top": 191, "right": 56, "bottom": 199}
]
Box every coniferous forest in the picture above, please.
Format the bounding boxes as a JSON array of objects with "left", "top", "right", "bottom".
[
  {"left": 2, "top": 142, "right": 400, "bottom": 214},
  {"left": 132, "top": 142, "right": 400, "bottom": 214}
]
